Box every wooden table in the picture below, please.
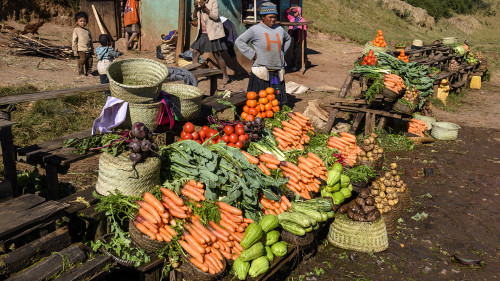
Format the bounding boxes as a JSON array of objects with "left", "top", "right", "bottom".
[{"left": 0, "top": 119, "right": 18, "bottom": 197}]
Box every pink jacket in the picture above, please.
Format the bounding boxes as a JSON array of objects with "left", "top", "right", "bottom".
[{"left": 285, "top": 7, "right": 307, "bottom": 43}]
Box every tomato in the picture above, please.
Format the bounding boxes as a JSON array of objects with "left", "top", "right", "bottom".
[
  {"left": 192, "top": 131, "right": 199, "bottom": 140},
  {"left": 246, "top": 99, "right": 257, "bottom": 108},
  {"left": 246, "top": 114, "right": 255, "bottom": 122},
  {"left": 238, "top": 134, "right": 247, "bottom": 142},
  {"left": 267, "top": 94, "right": 275, "bottom": 101},
  {"left": 266, "top": 110, "right": 273, "bottom": 118},
  {"left": 199, "top": 130, "right": 206, "bottom": 140},
  {"left": 257, "top": 113, "right": 264, "bottom": 118},
  {"left": 258, "top": 90, "right": 267, "bottom": 98},
  {"left": 222, "top": 134, "right": 230, "bottom": 143},
  {"left": 180, "top": 131, "right": 187, "bottom": 139},
  {"left": 235, "top": 127, "right": 245, "bottom": 136},
  {"left": 227, "top": 143, "right": 235, "bottom": 147},
  {"left": 228, "top": 133, "right": 239, "bottom": 144},
  {"left": 201, "top": 126, "right": 210, "bottom": 132},
  {"left": 364, "top": 56, "right": 369, "bottom": 61},
  {"left": 259, "top": 98, "right": 269, "bottom": 104},
  {"left": 361, "top": 61, "right": 367, "bottom": 65},
  {"left": 259, "top": 104, "right": 266, "bottom": 112},
  {"left": 206, "top": 129, "right": 216, "bottom": 139},
  {"left": 212, "top": 139, "right": 220, "bottom": 144},
  {"left": 223, "top": 125, "right": 234, "bottom": 135},
  {"left": 194, "top": 139, "right": 202, "bottom": 144},
  {"left": 183, "top": 122, "right": 194, "bottom": 133},
  {"left": 235, "top": 123, "right": 244, "bottom": 131},
  {"left": 271, "top": 99, "right": 279, "bottom": 106},
  {"left": 182, "top": 132, "right": 193, "bottom": 140},
  {"left": 243, "top": 105, "right": 250, "bottom": 113},
  {"left": 235, "top": 141, "right": 243, "bottom": 149},
  {"left": 241, "top": 112, "right": 248, "bottom": 120}
]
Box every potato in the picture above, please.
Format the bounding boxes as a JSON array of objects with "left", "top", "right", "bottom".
[
  {"left": 388, "top": 199, "right": 395, "bottom": 206},
  {"left": 383, "top": 206, "right": 391, "bottom": 213},
  {"left": 396, "top": 181, "right": 403, "bottom": 188},
  {"left": 371, "top": 189, "right": 379, "bottom": 196},
  {"left": 394, "top": 175, "right": 401, "bottom": 182},
  {"left": 363, "top": 139, "right": 371, "bottom": 146},
  {"left": 383, "top": 179, "right": 392, "bottom": 187},
  {"left": 390, "top": 163, "right": 397, "bottom": 170},
  {"left": 391, "top": 170, "right": 398, "bottom": 176},
  {"left": 379, "top": 191, "right": 386, "bottom": 198},
  {"left": 375, "top": 197, "right": 382, "bottom": 203},
  {"left": 379, "top": 185, "right": 386, "bottom": 192},
  {"left": 372, "top": 182, "right": 379, "bottom": 190},
  {"left": 385, "top": 172, "right": 392, "bottom": 179}
]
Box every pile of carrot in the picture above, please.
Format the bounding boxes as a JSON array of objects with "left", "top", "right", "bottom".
[
  {"left": 272, "top": 112, "right": 314, "bottom": 151},
  {"left": 180, "top": 179, "right": 206, "bottom": 202},
  {"left": 260, "top": 194, "right": 291, "bottom": 215},
  {"left": 241, "top": 151, "right": 281, "bottom": 176},
  {"left": 280, "top": 152, "right": 328, "bottom": 199},
  {"left": 407, "top": 119, "right": 428, "bottom": 137},
  {"left": 384, "top": 73, "right": 407, "bottom": 93},
  {"left": 133, "top": 192, "right": 179, "bottom": 242},
  {"left": 327, "top": 132, "right": 361, "bottom": 166}
]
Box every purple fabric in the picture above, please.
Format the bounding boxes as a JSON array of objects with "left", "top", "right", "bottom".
[
  {"left": 158, "top": 91, "right": 175, "bottom": 129},
  {"left": 92, "top": 96, "right": 129, "bottom": 135}
]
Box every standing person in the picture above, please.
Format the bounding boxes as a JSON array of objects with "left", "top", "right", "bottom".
[
  {"left": 96, "top": 34, "right": 122, "bottom": 96},
  {"left": 220, "top": 16, "right": 245, "bottom": 76},
  {"left": 191, "top": 0, "right": 229, "bottom": 85},
  {"left": 235, "top": 2, "right": 291, "bottom": 107},
  {"left": 124, "top": 0, "right": 140, "bottom": 50},
  {"left": 285, "top": 6, "right": 307, "bottom": 72},
  {"left": 72, "top": 12, "right": 93, "bottom": 77}
]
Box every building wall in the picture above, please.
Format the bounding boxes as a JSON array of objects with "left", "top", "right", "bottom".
[{"left": 140, "top": 0, "right": 179, "bottom": 51}]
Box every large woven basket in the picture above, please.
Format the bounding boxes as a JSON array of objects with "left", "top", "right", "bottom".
[
  {"left": 381, "top": 88, "right": 401, "bottom": 102},
  {"left": 381, "top": 208, "right": 398, "bottom": 234},
  {"left": 162, "top": 84, "right": 203, "bottom": 120},
  {"left": 356, "top": 156, "right": 383, "bottom": 171},
  {"left": 180, "top": 254, "right": 227, "bottom": 281},
  {"left": 399, "top": 188, "right": 411, "bottom": 209},
  {"left": 393, "top": 199, "right": 404, "bottom": 219},
  {"left": 393, "top": 100, "right": 416, "bottom": 115},
  {"left": 363, "top": 41, "right": 388, "bottom": 54},
  {"left": 328, "top": 213, "right": 388, "bottom": 253},
  {"left": 96, "top": 152, "right": 161, "bottom": 197},
  {"left": 129, "top": 220, "right": 168, "bottom": 254},
  {"left": 281, "top": 230, "right": 314, "bottom": 247},
  {"left": 121, "top": 101, "right": 163, "bottom": 132},
  {"left": 107, "top": 58, "right": 168, "bottom": 103},
  {"left": 431, "top": 122, "right": 460, "bottom": 141}
]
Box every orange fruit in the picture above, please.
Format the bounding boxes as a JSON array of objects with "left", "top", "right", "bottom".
[
  {"left": 241, "top": 112, "right": 248, "bottom": 119},
  {"left": 246, "top": 99, "right": 257, "bottom": 108},
  {"left": 243, "top": 105, "right": 250, "bottom": 113},
  {"left": 267, "top": 94, "right": 275, "bottom": 101},
  {"left": 246, "top": 114, "right": 255, "bottom": 121},
  {"left": 257, "top": 113, "right": 264, "bottom": 118},
  {"left": 264, "top": 103, "right": 273, "bottom": 111},
  {"left": 258, "top": 104, "right": 265, "bottom": 112},
  {"left": 248, "top": 107, "right": 258, "bottom": 116},
  {"left": 259, "top": 98, "right": 269, "bottom": 104},
  {"left": 271, "top": 99, "right": 279, "bottom": 106},
  {"left": 247, "top": 91, "right": 257, "bottom": 100},
  {"left": 272, "top": 106, "right": 280, "bottom": 112},
  {"left": 265, "top": 110, "right": 274, "bottom": 118},
  {"left": 265, "top": 87, "right": 275, "bottom": 95},
  {"left": 258, "top": 90, "right": 267, "bottom": 98}
]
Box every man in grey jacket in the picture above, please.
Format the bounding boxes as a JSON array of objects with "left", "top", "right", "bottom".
[{"left": 235, "top": 2, "right": 291, "bottom": 107}]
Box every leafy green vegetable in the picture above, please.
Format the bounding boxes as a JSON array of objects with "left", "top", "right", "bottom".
[
  {"left": 63, "top": 132, "right": 128, "bottom": 156},
  {"left": 344, "top": 165, "right": 378, "bottom": 183},
  {"left": 265, "top": 105, "right": 292, "bottom": 129}
]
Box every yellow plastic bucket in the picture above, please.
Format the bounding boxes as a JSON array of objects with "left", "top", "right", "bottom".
[{"left": 470, "top": 76, "right": 481, "bottom": 89}]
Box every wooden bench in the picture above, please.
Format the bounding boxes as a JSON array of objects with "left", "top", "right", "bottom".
[{"left": 191, "top": 68, "right": 223, "bottom": 96}]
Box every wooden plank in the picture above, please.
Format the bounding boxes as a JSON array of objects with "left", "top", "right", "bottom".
[
  {"left": 0, "top": 124, "right": 18, "bottom": 197},
  {"left": 323, "top": 75, "right": 355, "bottom": 133},
  {"left": 175, "top": 0, "right": 186, "bottom": 60},
  {"left": 136, "top": 257, "right": 164, "bottom": 272},
  {"left": 255, "top": 246, "right": 298, "bottom": 281},
  {"left": 0, "top": 227, "right": 71, "bottom": 277},
  {"left": 329, "top": 104, "right": 410, "bottom": 119},
  {"left": 59, "top": 187, "right": 98, "bottom": 215},
  {"left": 364, "top": 112, "right": 376, "bottom": 135},
  {"left": 0, "top": 194, "right": 45, "bottom": 213},
  {"left": 191, "top": 68, "right": 223, "bottom": 78},
  {"left": 349, "top": 105, "right": 367, "bottom": 134},
  {"left": 6, "top": 243, "right": 86, "bottom": 281},
  {"left": 54, "top": 255, "right": 112, "bottom": 281},
  {"left": 0, "top": 119, "right": 17, "bottom": 129},
  {"left": 202, "top": 91, "right": 247, "bottom": 112},
  {"left": 17, "top": 130, "right": 91, "bottom": 157},
  {"left": 0, "top": 84, "right": 109, "bottom": 106}
]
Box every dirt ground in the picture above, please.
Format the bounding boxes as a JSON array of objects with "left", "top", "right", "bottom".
[{"left": 2, "top": 21, "right": 500, "bottom": 280}]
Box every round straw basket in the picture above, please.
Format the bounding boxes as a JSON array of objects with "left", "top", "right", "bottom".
[
  {"left": 121, "top": 101, "right": 163, "bottom": 132},
  {"left": 99, "top": 233, "right": 137, "bottom": 267},
  {"left": 393, "top": 199, "right": 404, "bottom": 219},
  {"left": 381, "top": 88, "right": 401, "bottom": 102},
  {"left": 107, "top": 58, "right": 168, "bottom": 103},
  {"left": 328, "top": 213, "right": 388, "bottom": 253},
  {"left": 392, "top": 100, "right": 415, "bottom": 115},
  {"left": 399, "top": 188, "right": 411, "bottom": 209},
  {"left": 129, "top": 220, "right": 168, "bottom": 254},
  {"left": 363, "top": 41, "right": 388, "bottom": 54},
  {"left": 356, "top": 156, "right": 383, "bottom": 171},
  {"left": 180, "top": 254, "right": 227, "bottom": 281},
  {"left": 281, "top": 230, "right": 314, "bottom": 248},
  {"left": 161, "top": 84, "right": 203, "bottom": 120},
  {"left": 381, "top": 208, "right": 398, "bottom": 234},
  {"left": 96, "top": 152, "right": 161, "bottom": 197}
]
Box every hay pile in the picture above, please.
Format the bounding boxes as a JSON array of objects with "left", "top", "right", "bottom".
[{"left": 380, "top": 0, "right": 435, "bottom": 28}]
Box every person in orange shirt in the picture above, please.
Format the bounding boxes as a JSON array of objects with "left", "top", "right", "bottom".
[{"left": 124, "top": 0, "right": 140, "bottom": 49}]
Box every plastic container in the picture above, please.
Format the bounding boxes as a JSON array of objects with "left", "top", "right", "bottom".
[
  {"left": 431, "top": 122, "right": 461, "bottom": 140},
  {"left": 470, "top": 76, "right": 482, "bottom": 89}
]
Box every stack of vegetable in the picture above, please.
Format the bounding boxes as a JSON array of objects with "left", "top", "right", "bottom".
[
  {"left": 280, "top": 152, "right": 328, "bottom": 199},
  {"left": 383, "top": 73, "right": 407, "bottom": 93},
  {"left": 215, "top": 201, "right": 252, "bottom": 246},
  {"left": 179, "top": 123, "right": 221, "bottom": 144},
  {"left": 127, "top": 123, "right": 160, "bottom": 168},
  {"left": 369, "top": 163, "right": 405, "bottom": 214},
  {"left": 401, "top": 86, "right": 419, "bottom": 104},
  {"left": 465, "top": 52, "right": 478, "bottom": 64},
  {"left": 372, "top": 30, "right": 387, "bottom": 48},
  {"left": 361, "top": 50, "right": 378, "bottom": 66},
  {"left": 260, "top": 194, "right": 291, "bottom": 215},
  {"left": 322, "top": 163, "right": 353, "bottom": 205},
  {"left": 407, "top": 119, "right": 428, "bottom": 137},
  {"left": 272, "top": 112, "right": 314, "bottom": 151},
  {"left": 277, "top": 198, "right": 335, "bottom": 236},
  {"left": 234, "top": 215, "right": 287, "bottom": 280},
  {"left": 397, "top": 50, "right": 409, "bottom": 63},
  {"left": 243, "top": 117, "right": 265, "bottom": 141},
  {"left": 180, "top": 179, "right": 206, "bottom": 202},
  {"left": 338, "top": 188, "right": 381, "bottom": 222},
  {"left": 242, "top": 88, "right": 280, "bottom": 121},
  {"left": 447, "top": 59, "right": 459, "bottom": 72},
  {"left": 133, "top": 192, "right": 179, "bottom": 241},
  {"left": 357, "top": 133, "right": 384, "bottom": 163},
  {"left": 220, "top": 124, "right": 249, "bottom": 149},
  {"left": 327, "top": 132, "right": 361, "bottom": 166}
]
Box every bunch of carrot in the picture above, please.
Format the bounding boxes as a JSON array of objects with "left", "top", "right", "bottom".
[
  {"left": 272, "top": 112, "right": 314, "bottom": 151},
  {"left": 384, "top": 73, "right": 407, "bottom": 93},
  {"left": 180, "top": 179, "right": 206, "bottom": 202},
  {"left": 407, "top": 119, "right": 428, "bottom": 137},
  {"left": 280, "top": 153, "right": 328, "bottom": 199},
  {"left": 241, "top": 151, "right": 281, "bottom": 176},
  {"left": 133, "top": 192, "right": 179, "bottom": 242},
  {"left": 260, "top": 194, "right": 292, "bottom": 215},
  {"left": 327, "top": 132, "right": 361, "bottom": 166}
]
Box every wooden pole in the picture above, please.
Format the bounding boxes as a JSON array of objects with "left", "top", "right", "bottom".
[
  {"left": 91, "top": 5, "right": 106, "bottom": 34},
  {"left": 176, "top": 0, "right": 186, "bottom": 61}
]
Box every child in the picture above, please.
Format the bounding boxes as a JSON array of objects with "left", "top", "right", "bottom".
[
  {"left": 96, "top": 34, "right": 121, "bottom": 95},
  {"left": 285, "top": 7, "right": 307, "bottom": 72},
  {"left": 72, "top": 12, "right": 93, "bottom": 77}
]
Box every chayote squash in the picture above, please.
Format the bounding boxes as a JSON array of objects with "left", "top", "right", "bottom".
[
  {"left": 240, "top": 222, "right": 263, "bottom": 249},
  {"left": 265, "top": 245, "right": 274, "bottom": 262},
  {"left": 340, "top": 174, "right": 350, "bottom": 188},
  {"left": 248, "top": 256, "right": 270, "bottom": 278},
  {"left": 327, "top": 169, "right": 341, "bottom": 187},
  {"left": 271, "top": 241, "right": 288, "bottom": 257},
  {"left": 239, "top": 242, "right": 264, "bottom": 262},
  {"left": 259, "top": 214, "right": 279, "bottom": 233},
  {"left": 265, "top": 230, "right": 280, "bottom": 246},
  {"left": 233, "top": 257, "right": 250, "bottom": 280}
]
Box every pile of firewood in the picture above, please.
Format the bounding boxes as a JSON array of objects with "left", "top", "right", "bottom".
[{"left": 9, "top": 34, "right": 73, "bottom": 60}]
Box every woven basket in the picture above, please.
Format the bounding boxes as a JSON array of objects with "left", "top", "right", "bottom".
[
  {"left": 121, "top": 101, "right": 162, "bottom": 132},
  {"left": 399, "top": 188, "right": 411, "bottom": 209},
  {"left": 99, "top": 233, "right": 137, "bottom": 267},
  {"left": 393, "top": 200, "right": 404, "bottom": 219},
  {"left": 407, "top": 136, "right": 435, "bottom": 144},
  {"left": 431, "top": 122, "right": 460, "bottom": 141},
  {"left": 281, "top": 230, "right": 314, "bottom": 247},
  {"left": 356, "top": 156, "right": 383, "bottom": 171},
  {"left": 107, "top": 58, "right": 168, "bottom": 103},
  {"left": 162, "top": 84, "right": 203, "bottom": 120},
  {"left": 381, "top": 88, "right": 401, "bottom": 102},
  {"left": 129, "top": 221, "right": 168, "bottom": 254},
  {"left": 393, "top": 100, "right": 416, "bottom": 115},
  {"left": 180, "top": 254, "right": 227, "bottom": 281},
  {"left": 363, "top": 41, "right": 388, "bottom": 54},
  {"left": 96, "top": 152, "right": 161, "bottom": 197},
  {"left": 381, "top": 208, "right": 398, "bottom": 234},
  {"left": 327, "top": 213, "right": 388, "bottom": 253}
]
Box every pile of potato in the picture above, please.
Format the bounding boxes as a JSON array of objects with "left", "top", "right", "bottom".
[
  {"left": 402, "top": 87, "right": 419, "bottom": 104},
  {"left": 358, "top": 133, "right": 383, "bottom": 162},
  {"left": 338, "top": 188, "right": 381, "bottom": 222},
  {"left": 368, "top": 163, "right": 407, "bottom": 214}
]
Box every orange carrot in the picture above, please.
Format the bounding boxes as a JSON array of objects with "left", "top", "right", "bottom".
[
  {"left": 209, "top": 221, "right": 231, "bottom": 237},
  {"left": 241, "top": 150, "right": 260, "bottom": 164},
  {"left": 169, "top": 209, "right": 188, "bottom": 219},
  {"left": 134, "top": 221, "right": 156, "bottom": 240},
  {"left": 162, "top": 195, "right": 185, "bottom": 213},
  {"left": 189, "top": 258, "right": 208, "bottom": 273},
  {"left": 216, "top": 202, "right": 243, "bottom": 216},
  {"left": 259, "top": 153, "right": 281, "bottom": 165},
  {"left": 181, "top": 188, "right": 202, "bottom": 202},
  {"left": 185, "top": 224, "right": 210, "bottom": 245},
  {"left": 179, "top": 240, "right": 204, "bottom": 263},
  {"left": 135, "top": 215, "right": 158, "bottom": 234},
  {"left": 143, "top": 192, "right": 165, "bottom": 213},
  {"left": 220, "top": 209, "right": 243, "bottom": 223},
  {"left": 219, "top": 220, "right": 236, "bottom": 233},
  {"left": 266, "top": 163, "right": 279, "bottom": 170},
  {"left": 136, "top": 201, "right": 162, "bottom": 225},
  {"left": 160, "top": 187, "right": 184, "bottom": 206},
  {"left": 192, "top": 219, "right": 217, "bottom": 243},
  {"left": 138, "top": 208, "right": 158, "bottom": 225}
]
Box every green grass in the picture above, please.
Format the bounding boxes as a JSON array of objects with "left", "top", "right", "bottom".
[{"left": 0, "top": 84, "right": 38, "bottom": 95}]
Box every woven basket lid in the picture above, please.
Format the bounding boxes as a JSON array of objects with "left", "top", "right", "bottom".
[{"left": 412, "top": 39, "right": 423, "bottom": 47}]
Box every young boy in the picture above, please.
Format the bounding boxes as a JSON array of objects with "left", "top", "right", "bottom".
[
  {"left": 96, "top": 34, "right": 121, "bottom": 95},
  {"left": 72, "top": 12, "right": 93, "bottom": 77}
]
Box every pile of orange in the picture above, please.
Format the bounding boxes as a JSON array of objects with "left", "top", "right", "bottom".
[
  {"left": 241, "top": 87, "right": 280, "bottom": 121},
  {"left": 397, "top": 50, "right": 409, "bottom": 63},
  {"left": 372, "top": 30, "right": 387, "bottom": 48}
]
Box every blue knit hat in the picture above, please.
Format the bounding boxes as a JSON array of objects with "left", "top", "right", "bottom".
[{"left": 260, "top": 2, "right": 278, "bottom": 15}]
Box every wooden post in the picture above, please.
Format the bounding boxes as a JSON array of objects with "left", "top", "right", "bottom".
[
  {"left": 323, "top": 75, "right": 354, "bottom": 133},
  {"left": 0, "top": 121, "right": 18, "bottom": 197},
  {"left": 253, "top": 0, "right": 257, "bottom": 22},
  {"left": 91, "top": 5, "right": 106, "bottom": 34},
  {"left": 176, "top": 0, "right": 186, "bottom": 60}
]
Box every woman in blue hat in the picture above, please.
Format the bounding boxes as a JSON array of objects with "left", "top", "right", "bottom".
[{"left": 235, "top": 2, "right": 292, "bottom": 108}]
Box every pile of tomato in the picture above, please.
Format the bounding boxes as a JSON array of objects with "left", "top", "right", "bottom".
[
  {"left": 179, "top": 122, "right": 249, "bottom": 148},
  {"left": 372, "top": 29, "right": 387, "bottom": 48},
  {"left": 241, "top": 87, "right": 280, "bottom": 122},
  {"left": 361, "top": 50, "right": 378, "bottom": 65},
  {"left": 220, "top": 124, "right": 249, "bottom": 148},
  {"left": 397, "top": 50, "right": 409, "bottom": 63}
]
